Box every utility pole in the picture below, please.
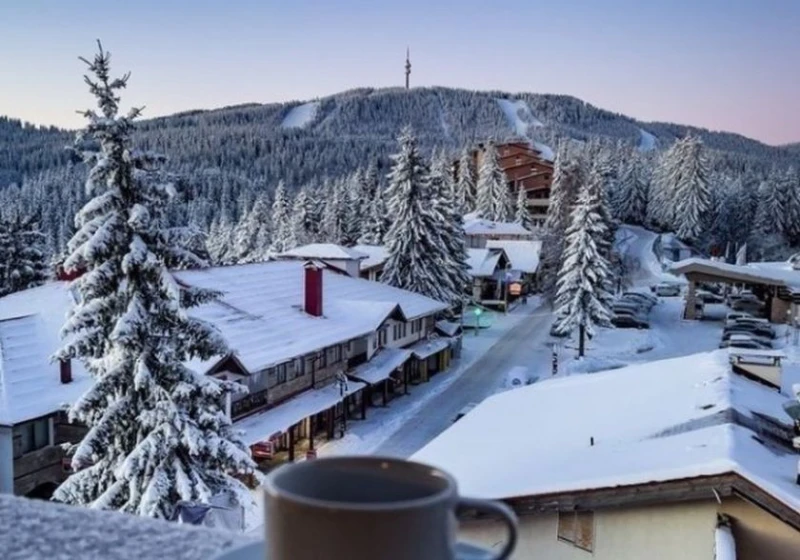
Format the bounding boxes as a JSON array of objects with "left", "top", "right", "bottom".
[{"left": 405, "top": 47, "right": 411, "bottom": 90}]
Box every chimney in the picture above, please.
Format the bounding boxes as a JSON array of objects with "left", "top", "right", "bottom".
[
  {"left": 60, "top": 358, "right": 72, "bottom": 384},
  {"left": 304, "top": 261, "right": 323, "bottom": 317}
]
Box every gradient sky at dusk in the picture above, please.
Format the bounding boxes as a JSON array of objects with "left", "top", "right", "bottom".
[{"left": 1, "top": 0, "right": 798, "bottom": 144}]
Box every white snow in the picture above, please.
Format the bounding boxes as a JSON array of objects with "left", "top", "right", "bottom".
[
  {"left": 236, "top": 379, "right": 366, "bottom": 445},
  {"left": 407, "top": 338, "right": 451, "bottom": 360},
  {"left": 494, "top": 98, "right": 555, "bottom": 162},
  {"left": 279, "top": 243, "right": 367, "bottom": 261},
  {"left": 350, "top": 347, "right": 411, "bottom": 385},
  {"left": 638, "top": 128, "right": 657, "bottom": 151},
  {"left": 672, "top": 257, "right": 800, "bottom": 288},
  {"left": 0, "top": 284, "right": 92, "bottom": 425},
  {"left": 280, "top": 101, "right": 319, "bottom": 129},
  {"left": 486, "top": 239, "right": 541, "bottom": 273},
  {"left": 463, "top": 217, "right": 533, "bottom": 236},
  {"left": 715, "top": 525, "right": 737, "bottom": 560},
  {"left": 467, "top": 248, "right": 503, "bottom": 278},
  {"left": 352, "top": 244, "right": 389, "bottom": 271},
  {"left": 413, "top": 350, "right": 800, "bottom": 518}
]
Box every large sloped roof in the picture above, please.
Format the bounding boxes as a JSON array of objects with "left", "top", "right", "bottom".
[{"left": 413, "top": 351, "right": 800, "bottom": 518}]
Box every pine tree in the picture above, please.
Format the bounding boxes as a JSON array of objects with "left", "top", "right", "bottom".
[
  {"left": 429, "top": 152, "right": 471, "bottom": 306},
  {"left": 52, "top": 43, "right": 254, "bottom": 518},
  {"left": 475, "top": 141, "right": 513, "bottom": 221},
  {"left": 648, "top": 138, "right": 685, "bottom": 230},
  {"left": 358, "top": 184, "right": 386, "bottom": 245},
  {"left": 672, "top": 135, "right": 710, "bottom": 245},
  {"left": 514, "top": 186, "right": 533, "bottom": 230},
  {"left": 0, "top": 212, "right": 48, "bottom": 297},
  {"left": 780, "top": 167, "right": 800, "bottom": 245},
  {"left": 288, "top": 187, "right": 314, "bottom": 249},
  {"left": 553, "top": 169, "right": 614, "bottom": 357},
  {"left": 320, "top": 178, "right": 342, "bottom": 243},
  {"left": 616, "top": 153, "right": 649, "bottom": 225},
  {"left": 456, "top": 148, "right": 476, "bottom": 213},
  {"left": 381, "top": 128, "right": 454, "bottom": 304},
  {"left": 540, "top": 142, "right": 583, "bottom": 302},
  {"left": 339, "top": 170, "right": 363, "bottom": 246},
  {"left": 269, "top": 181, "right": 291, "bottom": 253}
]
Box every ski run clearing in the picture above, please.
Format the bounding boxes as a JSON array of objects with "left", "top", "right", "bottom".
[
  {"left": 280, "top": 101, "right": 319, "bottom": 129},
  {"left": 495, "top": 98, "right": 555, "bottom": 161},
  {"left": 639, "top": 127, "right": 657, "bottom": 151}
]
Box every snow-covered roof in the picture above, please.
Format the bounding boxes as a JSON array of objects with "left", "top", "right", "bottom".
[
  {"left": 352, "top": 244, "right": 389, "bottom": 271},
  {"left": 350, "top": 347, "right": 411, "bottom": 385},
  {"left": 671, "top": 258, "right": 800, "bottom": 288},
  {"left": 0, "top": 261, "right": 447, "bottom": 423},
  {"left": 278, "top": 243, "right": 367, "bottom": 261},
  {"left": 467, "top": 248, "right": 503, "bottom": 278},
  {"left": 0, "top": 492, "right": 246, "bottom": 560},
  {"left": 407, "top": 338, "right": 451, "bottom": 360},
  {"left": 237, "top": 379, "right": 365, "bottom": 445},
  {"left": 435, "top": 320, "right": 461, "bottom": 337},
  {"left": 413, "top": 351, "right": 800, "bottom": 517},
  {"left": 485, "top": 239, "right": 541, "bottom": 273},
  {"left": 463, "top": 217, "right": 533, "bottom": 237},
  {"left": 0, "top": 284, "right": 92, "bottom": 425}
]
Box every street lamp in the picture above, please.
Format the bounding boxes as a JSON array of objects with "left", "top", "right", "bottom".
[{"left": 474, "top": 307, "right": 482, "bottom": 337}]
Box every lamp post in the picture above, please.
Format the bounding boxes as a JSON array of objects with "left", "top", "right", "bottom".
[{"left": 474, "top": 307, "right": 482, "bottom": 337}]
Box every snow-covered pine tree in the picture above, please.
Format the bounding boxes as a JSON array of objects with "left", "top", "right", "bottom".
[
  {"left": 456, "top": 148, "right": 477, "bottom": 213},
  {"left": 358, "top": 183, "right": 386, "bottom": 246},
  {"left": 53, "top": 43, "right": 254, "bottom": 518},
  {"left": 339, "top": 170, "right": 363, "bottom": 246},
  {"left": 381, "top": 128, "right": 454, "bottom": 304},
  {"left": 672, "top": 135, "right": 710, "bottom": 245},
  {"left": 288, "top": 187, "right": 315, "bottom": 249},
  {"left": 514, "top": 185, "right": 533, "bottom": 230},
  {"left": 320, "top": 178, "right": 342, "bottom": 243},
  {"left": 780, "top": 167, "right": 800, "bottom": 246},
  {"left": 648, "top": 137, "right": 685, "bottom": 231},
  {"left": 0, "top": 212, "right": 48, "bottom": 297},
  {"left": 552, "top": 167, "right": 614, "bottom": 357},
  {"left": 269, "top": 181, "right": 291, "bottom": 253},
  {"left": 429, "top": 152, "right": 470, "bottom": 306},
  {"left": 616, "top": 152, "right": 649, "bottom": 225},
  {"left": 475, "top": 141, "right": 513, "bottom": 221},
  {"left": 539, "top": 142, "right": 583, "bottom": 303},
  {"left": 231, "top": 193, "right": 271, "bottom": 263},
  {"left": 753, "top": 174, "right": 784, "bottom": 238}
]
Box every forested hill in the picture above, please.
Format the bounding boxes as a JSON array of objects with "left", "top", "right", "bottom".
[{"left": 2, "top": 87, "right": 797, "bottom": 190}]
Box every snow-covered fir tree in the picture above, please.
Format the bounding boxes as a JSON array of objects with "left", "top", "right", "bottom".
[
  {"left": 672, "top": 135, "right": 710, "bottom": 244},
  {"left": 514, "top": 185, "right": 533, "bottom": 230},
  {"left": 779, "top": 167, "right": 800, "bottom": 246},
  {"left": 339, "top": 170, "right": 363, "bottom": 246},
  {"left": 268, "top": 181, "right": 291, "bottom": 253},
  {"left": 616, "top": 152, "right": 649, "bottom": 225},
  {"left": 358, "top": 183, "right": 386, "bottom": 245},
  {"left": 231, "top": 193, "right": 271, "bottom": 263},
  {"left": 381, "top": 128, "right": 454, "bottom": 304},
  {"left": 552, "top": 170, "right": 614, "bottom": 357},
  {"left": 539, "top": 142, "right": 583, "bottom": 302},
  {"left": 475, "top": 141, "right": 513, "bottom": 221},
  {"left": 288, "top": 187, "right": 314, "bottom": 249},
  {"left": 206, "top": 217, "right": 235, "bottom": 264},
  {"left": 320, "top": 178, "right": 342, "bottom": 243},
  {"left": 52, "top": 43, "right": 254, "bottom": 518},
  {"left": 648, "top": 138, "right": 684, "bottom": 230},
  {"left": 456, "top": 148, "right": 477, "bottom": 213},
  {"left": 429, "top": 151, "right": 471, "bottom": 306},
  {"left": 0, "top": 212, "right": 48, "bottom": 297}
]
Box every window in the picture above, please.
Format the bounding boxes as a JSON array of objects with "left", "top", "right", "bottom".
[
  {"left": 275, "top": 364, "right": 287, "bottom": 384},
  {"left": 557, "top": 511, "right": 594, "bottom": 552},
  {"left": 304, "top": 355, "right": 315, "bottom": 375},
  {"left": 327, "top": 345, "right": 341, "bottom": 364},
  {"left": 293, "top": 358, "right": 304, "bottom": 378},
  {"left": 393, "top": 324, "right": 400, "bottom": 340},
  {"left": 12, "top": 418, "right": 50, "bottom": 457},
  {"left": 402, "top": 323, "right": 407, "bottom": 337},
  {"left": 379, "top": 327, "right": 387, "bottom": 347}
]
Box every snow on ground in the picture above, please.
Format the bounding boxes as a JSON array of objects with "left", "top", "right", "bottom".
[
  {"left": 494, "top": 98, "right": 554, "bottom": 161},
  {"left": 638, "top": 128, "right": 657, "bottom": 151},
  {"left": 280, "top": 101, "right": 319, "bottom": 129}
]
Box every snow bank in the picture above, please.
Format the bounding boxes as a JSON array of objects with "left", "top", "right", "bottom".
[{"left": 280, "top": 101, "right": 319, "bottom": 129}]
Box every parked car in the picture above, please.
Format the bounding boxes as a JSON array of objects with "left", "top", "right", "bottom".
[
  {"left": 719, "top": 334, "right": 772, "bottom": 350},
  {"left": 613, "top": 307, "right": 646, "bottom": 320},
  {"left": 614, "top": 300, "right": 649, "bottom": 315},
  {"left": 654, "top": 283, "right": 682, "bottom": 297},
  {"left": 623, "top": 291, "right": 659, "bottom": 306},
  {"left": 453, "top": 403, "right": 479, "bottom": 423},
  {"left": 726, "top": 316, "right": 770, "bottom": 328},
  {"left": 724, "top": 322, "right": 776, "bottom": 339},
  {"left": 611, "top": 314, "right": 650, "bottom": 329},
  {"left": 696, "top": 290, "right": 725, "bottom": 304},
  {"left": 731, "top": 299, "right": 765, "bottom": 314},
  {"left": 720, "top": 330, "right": 773, "bottom": 347},
  {"left": 727, "top": 291, "right": 759, "bottom": 306},
  {"left": 725, "top": 311, "right": 754, "bottom": 323},
  {"left": 620, "top": 293, "right": 656, "bottom": 310}
]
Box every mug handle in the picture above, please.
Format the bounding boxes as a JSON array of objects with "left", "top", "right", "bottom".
[{"left": 457, "top": 497, "right": 518, "bottom": 560}]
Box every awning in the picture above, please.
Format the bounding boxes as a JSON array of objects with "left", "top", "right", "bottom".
[
  {"left": 435, "top": 320, "right": 461, "bottom": 337},
  {"left": 237, "top": 380, "right": 366, "bottom": 446},
  {"left": 408, "top": 338, "right": 451, "bottom": 360},
  {"left": 350, "top": 347, "right": 411, "bottom": 385}
]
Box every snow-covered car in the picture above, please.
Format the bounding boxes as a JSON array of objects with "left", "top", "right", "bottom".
[
  {"left": 696, "top": 290, "right": 725, "bottom": 304},
  {"left": 725, "top": 311, "right": 754, "bottom": 323},
  {"left": 613, "top": 300, "right": 648, "bottom": 315},
  {"left": 719, "top": 334, "right": 771, "bottom": 350},
  {"left": 611, "top": 314, "right": 650, "bottom": 329},
  {"left": 720, "top": 330, "right": 773, "bottom": 347},
  {"left": 612, "top": 307, "right": 647, "bottom": 320},
  {"left": 654, "top": 283, "right": 681, "bottom": 297},
  {"left": 731, "top": 299, "right": 765, "bottom": 314},
  {"left": 723, "top": 322, "right": 776, "bottom": 340},
  {"left": 453, "top": 403, "right": 479, "bottom": 423},
  {"left": 621, "top": 292, "right": 658, "bottom": 308}
]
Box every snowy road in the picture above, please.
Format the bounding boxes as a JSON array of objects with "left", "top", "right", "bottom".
[{"left": 372, "top": 306, "right": 555, "bottom": 458}]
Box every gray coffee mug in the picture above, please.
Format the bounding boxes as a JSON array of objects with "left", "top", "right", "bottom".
[{"left": 263, "top": 456, "right": 517, "bottom": 560}]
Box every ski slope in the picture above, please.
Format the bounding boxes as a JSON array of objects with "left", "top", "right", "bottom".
[
  {"left": 615, "top": 225, "right": 684, "bottom": 286},
  {"left": 495, "top": 98, "right": 554, "bottom": 161},
  {"left": 281, "top": 101, "right": 320, "bottom": 129},
  {"left": 638, "top": 128, "right": 657, "bottom": 151}
]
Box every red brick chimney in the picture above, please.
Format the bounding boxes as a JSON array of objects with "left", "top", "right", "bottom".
[
  {"left": 304, "top": 261, "right": 323, "bottom": 317},
  {"left": 60, "top": 358, "right": 72, "bottom": 384},
  {"left": 55, "top": 264, "right": 86, "bottom": 282}
]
